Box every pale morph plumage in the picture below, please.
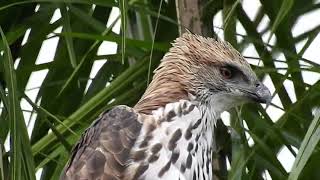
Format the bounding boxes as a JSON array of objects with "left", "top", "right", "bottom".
[{"left": 61, "top": 33, "right": 271, "bottom": 180}]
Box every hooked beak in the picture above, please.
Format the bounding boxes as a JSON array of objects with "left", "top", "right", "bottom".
[{"left": 249, "top": 82, "right": 272, "bottom": 104}]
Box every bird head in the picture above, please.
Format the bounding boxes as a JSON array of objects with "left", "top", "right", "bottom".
[
  {"left": 135, "top": 33, "right": 271, "bottom": 114},
  {"left": 174, "top": 34, "right": 271, "bottom": 112}
]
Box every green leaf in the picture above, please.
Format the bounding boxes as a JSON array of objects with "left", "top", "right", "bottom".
[
  {"left": 119, "top": 0, "right": 127, "bottom": 64},
  {"left": 0, "top": 141, "right": 4, "bottom": 180},
  {"left": 0, "top": 27, "right": 36, "bottom": 180},
  {"left": 267, "top": 0, "right": 294, "bottom": 42},
  {"left": 56, "top": 15, "right": 120, "bottom": 98},
  {"left": 60, "top": 4, "right": 77, "bottom": 68},
  {"left": 289, "top": 109, "right": 320, "bottom": 180},
  {"left": 147, "top": 0, "right": 164, "bottom": 84}
]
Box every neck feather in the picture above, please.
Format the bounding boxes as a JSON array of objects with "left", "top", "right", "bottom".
[{"left": 134, "top": 56, "right": 193, "bottom": 114}]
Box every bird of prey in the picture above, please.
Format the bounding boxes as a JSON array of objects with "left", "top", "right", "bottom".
[{"left": 60, "top": 33, "right": 271, "bottom": 180}]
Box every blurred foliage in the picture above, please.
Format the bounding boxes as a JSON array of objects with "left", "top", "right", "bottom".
[{"left": 0, "top": 0, "right": 319, "bottom": 179}]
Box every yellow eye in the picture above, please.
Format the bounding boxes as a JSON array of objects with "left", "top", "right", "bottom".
[{"left": 220, "top": 67, "right": 233, "bottom": 79}]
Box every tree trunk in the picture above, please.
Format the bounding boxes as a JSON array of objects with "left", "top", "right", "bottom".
[{"left": 175, "top": 0, "right": 212, "bottom": 36}]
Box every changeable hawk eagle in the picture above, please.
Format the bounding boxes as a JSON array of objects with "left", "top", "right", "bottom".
[{"left": 60, "top": 33, "right": 271, "bottom": 180}]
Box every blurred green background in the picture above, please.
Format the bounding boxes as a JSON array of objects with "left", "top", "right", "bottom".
[{"left": 0, "top": 0, "right": 320, "bottom": 179}]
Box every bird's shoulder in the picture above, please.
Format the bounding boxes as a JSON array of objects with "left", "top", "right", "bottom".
[{"left": 61, "top": 105, "right": 142, "bottom": 180}]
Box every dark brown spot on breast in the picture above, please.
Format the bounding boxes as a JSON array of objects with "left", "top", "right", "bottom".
[
  {"left": 206, "top": 156, "right": 210, "bottom": 174},
  {"left": 148, "top": 154, "right": 160, "bottom": 163},
  {"left": 185, "top": 126, "right": 192, "bottom": 140},
  {"left": 139, "top": 135, "right": 152, "bottom": 148},
  {"left": 146, "top": 123, "right": 156, "bottom": 134},
  {"left": 182, "top": 101, "right": 187, "bottom": 109},
  {"left": 170, "top": 151, "right": 180, "bottom": 164},
  {"left": 202, "top": 154, "right": 205, "bottom": 168},
  {"left": 180, "top": 164, "right": 186, "bottom": 173},
  {"left": 166, "top": 110, "right": 176, "bottom": 121},
  {"left": 186, "top": 153, "right": 192, "bottom": 169},
  {"left": 192, "top": 119, "right": 201, "bottom": 129},
  {"left": 168, "top": 129, "right": 182, "bottom": 150},
  {"left": 139, "top": 141, "right": 148, "bottom": 148},
  {"left": 187, "top": 142, "right": 194, "bottom": 152},
  {"left": 158, "top": 161, "right": 171, "bottom": 177},
  {"left": 151, "top": 143, "right": 162, "bottom": 154},
  {"left": 132, "top": 150, "right": 146, "bottom": 162},
  {"left": 188, "top": 104, "right": 195, "bottom": 112},
  {"left": 195, "top": 144, "right": 198, "bottom": 152},
  {"left": 202, "top": 167, "right": 206, "bottom": 180},
  {"left": 195, "top": 134, "right": 200, "bottom": 141},
  {"left": 193, "top": 171, "right": 197, "bottom": 180},
  {"left": 133, "top": 164, "right": 149, "bottom": 179}
]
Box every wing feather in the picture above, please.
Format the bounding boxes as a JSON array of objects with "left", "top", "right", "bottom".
[{"left": 60, "top": 105, "right": 142, "bottom": 180}]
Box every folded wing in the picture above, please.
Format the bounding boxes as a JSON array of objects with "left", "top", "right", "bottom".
[{"left": 60, "top": 105, "right": 142, "bottom": 180}]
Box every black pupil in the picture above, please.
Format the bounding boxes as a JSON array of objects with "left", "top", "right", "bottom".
[{"left": 222, "top": 68, "right": 232, "bottom": 78}]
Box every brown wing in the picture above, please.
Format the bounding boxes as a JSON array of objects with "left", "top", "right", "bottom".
[{"left": 60, "top": 105, "right": 142, "bottom": 180}]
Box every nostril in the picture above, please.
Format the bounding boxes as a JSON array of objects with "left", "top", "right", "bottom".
[{"left": 255, "top": 83, "right": 260, "bottom": 88}]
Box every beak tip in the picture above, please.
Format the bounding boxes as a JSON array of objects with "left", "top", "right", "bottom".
[{"left": 266, "top": 95, "right": 272, "bottom": 105}]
